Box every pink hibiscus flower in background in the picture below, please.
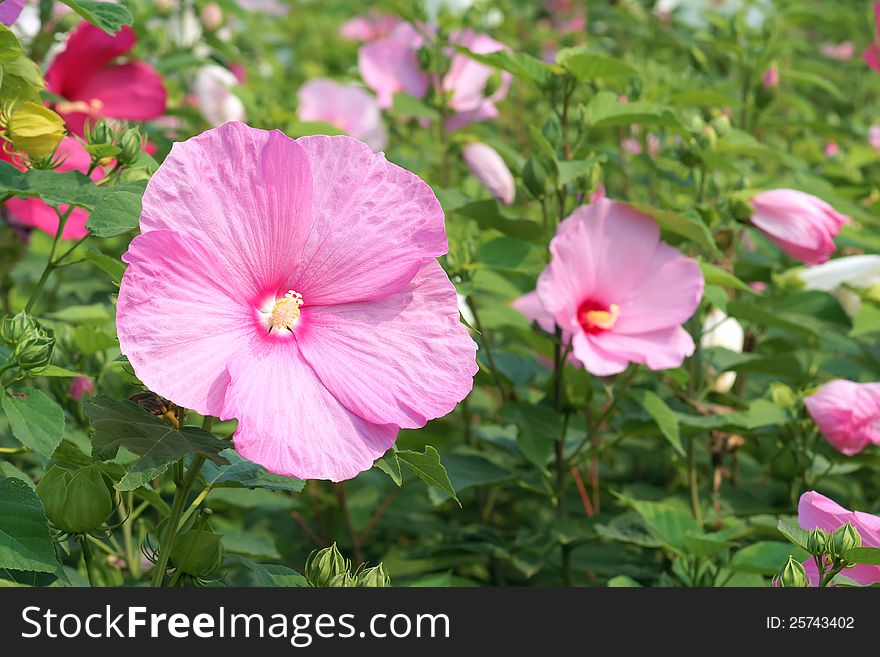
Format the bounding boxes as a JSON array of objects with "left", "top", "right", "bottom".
[
  {"left": 863, "top": 3, "right": 880, "bottom": 72},
  {"left": 0, "top": 0, "right": 24, "bottom": 26},
  {"left": 69, "top": 376, "right": 95, "bottom": 401},
  {"left": 869, "top": 125, "right": 880, "bottom": 150},
  {"left": 748, "top": 189, "right": 849, "bottom": 265},
  {"left": 804, "top": 380, "right": 880, "bottom": 455},
  {"left": 514, "top": 198, "right": 704, "bottom": 376},
  {"left": 116, "top": 122, "right": 477, "bottom": 481},
  {"left": 46, "top": 22, "right": 167, "bottom": 135},
  {"left": 798, "top": 491, "right": 880, "bottom": 586},
  {"left": 1, "top": 137, "right": 104, "bottom": 238},
  {"left": 340, "top": 12, "right": 402, "bottom": 41},
  {"left": 821, "top": 41, "right": 855, "bottom": 60},
  {"left": 358, "top": 23, "right": 511, "bottom": 131},
  {"left": 297, "top": 79, "right": 387, "bottom": 151}
]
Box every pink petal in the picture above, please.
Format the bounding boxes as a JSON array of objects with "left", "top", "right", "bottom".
[
  {"left": 358, "top": 23, "right": 428, "bottom": 108},
  {"left": 0, "top": 0, "right": 24, "bottom": 25},
  {"left": 613, "top": 242, "right": 705, "bottom": 334},
  {"left": 865, "top": 43, "right": 880, "bottom": 72},
  {"left": 46, "top": 23, "right": 136, "bottom": 100},
  {"left": 117, "top": 230, "right": 256, "bottom": 417},
  {"left": 290, "top": 135, "right": 447, "bottom": 305},
  {"left": 139, "top": 122, "right": 314, "bottom": 301},
  {"left": 222, "top": 337, "right": 397, "bottom": 481},
  {"left": 297, "top": 79, "right": 386, "bottom": 151},
  {"left": 512, "top": 290, "right": 555, "bottom": 333},
  {"left": 461, "top": 142, "right": 515, "bottom": 205},
  {"left": 295, "top": 261, "right": 476, "bottom": 429},
  {"left": 590, "top": 326, "right": 695, "bottom": 371},
  {"left": 571, "top": 332, "right": 629, "bottom": 376},
  {"left": 804, "top": 380, "right": 880, "bottom": 455},
  {"left": 71, "top": 62, "right": 167, "bottom": 123}
]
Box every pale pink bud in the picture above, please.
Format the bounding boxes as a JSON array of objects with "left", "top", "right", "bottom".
[{"left": 462, "top": 142, "right": 515, "bottom": 205}]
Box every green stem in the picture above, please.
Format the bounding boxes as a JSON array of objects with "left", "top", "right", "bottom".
[
  {"left": 24, "top": 206, "right": 74, "bottom": 313},
  {"left": 79, "top": 534, "right": 98, "bottom": 587},
  {"left": 466, "top": 295, "right": 512, "bottom": 401},
  {"left": 687, "top": 436, "right": 703, "bottom": 527}
]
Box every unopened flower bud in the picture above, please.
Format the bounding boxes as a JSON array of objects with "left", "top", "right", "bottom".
[
  {"left": 356, "top": 563, "right": 391, "bottom": 587},
  {"left": 699, "top": 125, "right": 718, "bottom": 151},
  {"left": 117, "top": 128, "right": 142, "bottom": 166},
  {"left": 522, "top": 156, "right": 550, "bottom": 200},
  {"left": 306, "top": 543, "right": 350, "bottom": 587},
  {"left": 201, "top": 3, "right": 223, "bottom": 31},
  {"left": 484, "top": 70, "right": 504, "bottom": 99},
  {"left": 710, "top": 114, "right": 732, "bottom": 137},
  {"left": 830, "top": 522, "right": 861, "bottom": 557},
  {"left": 806, "top": 528, "right": 829, "bottom": 556},
  {"left": 0, "top": 312, "right": 54, "bottom": 384},
  {"left": 6, "top": 102, "right": 66, "bottom": 160},
  {"left": 36, "top": 465, "right": 114, "bottom": 534},
  {"left": 86, "top": 119, "right": 113, "bottom": 147},
  {"left": 416, "top": 46, "right": 436, "bottom": 72},
  {"left": 327, "top": 571, "right": 357, "bottom": 587},
  {"left": 775, "top": 555, "right": 809, "bottom": 588},
  {"left": 762, "top": 65, "right": 779, "bottom": 89},
  {"left": 171, "top": 529, "right": 224, "bottom": 578}
]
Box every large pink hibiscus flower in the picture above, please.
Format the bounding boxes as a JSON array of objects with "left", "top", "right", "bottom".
[
  {"left": 46, "top": 22, "right": 167, "bottom": 136},
  {"left": 116, "top": 122, "right": 477, "bottom": 481},
  {"left": 514, "top": 198, "right": 704, "bottom": 376},
  {"left": 1, "top": 136, "right": 103, "bottom": 239}
]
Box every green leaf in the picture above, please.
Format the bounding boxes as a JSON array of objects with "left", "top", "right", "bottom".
[
  {"left": 731, "top": 541, "right": 809, "bottom": 575},
  {"left": 17, "top": 169, "right": 95, "bottom": 208},
  {"left": 82, "top": 248, "right": 126, "bottom": 283},
  {"left": 586, "top": 91, "right": 681, "bottom": 129},
  {"left": 222, "top": 531, "right": 280, "bottom": 560},
  {"left": 84, "top": 395, "right": 229, "bottom": 491},
  {"left": 458, "top": 48, "right": 561, "bottom": 87},
  {"left": 59, "top": 1, "right": 134, "bottom": 35},
  {"left": 777, "top": 517, "right": 810, "bottom": 550},
  {"left": 502, "top": 403, "right": 559, "bottom": 469},
  {"left": 30, "top": 365, "right": 82, "bottom": 378},
  {"left": 699, "top": 262, "right": 757, "bottom": 295},
  {"left": 375, "top": 455, "right": 403, "bottom": 487},
  {"left": 727, "top": 300, "right": 816, "bottom": 337},
  {"left": 850, "top": 301, "right": 880, "bottom": 337},
  {"left": 228, "top": 555, "right": 310, "bottom": 587},
  {"left": 629, "top": 202, "right": 719, "bottom": 256},
  {"left": 396, "top": 446, "right": 460, "bottom": 506},
  {"left": 454, "top": 200, "right": 543, "bottom": 241},
  {"left": 0, "top": 477, "right": 64, "bottom": 576},
  {"left": 556, "top": 49, "right": 638, "bottom": 80},
  {"left": 843, "top": 547, "right": 880, "bottom": 566},
  {"left": 201, "top": 449, "right": 304, "bottom": 492},
  {"left": 622, "top": 496, "right": 700, "bottom": 553},
  {"left": 607, "top": 575, "right": 642, "bottom": 587},
  {"left": 86, "top": 190, "right": 142, "bottom": 237},
  {"left": 477, "top": 236, "right": 536, "bottom": 272},
  {"left": 1, "top": 388, "right": 64, "bottom": 458},
  {"left": 391, "top": 92, "right": 440, "bottom": 121},
  {"left": 633, "top": 390, "right": 684, "bottom": 456},
  {"left": 747, "top": 399, "right": 790, "bottom": 428}
]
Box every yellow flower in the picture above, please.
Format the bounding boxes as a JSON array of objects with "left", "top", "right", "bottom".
[{"left": 6, "top": 102, "right": 66, "bottom": 160}]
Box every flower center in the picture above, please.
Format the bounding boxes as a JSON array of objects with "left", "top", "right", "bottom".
[
  {"left": 577, "top": 299, "right": 620, "bottom": 334},
  {"left": 269, "top": 290, "right": 303, "bottom": 332}
]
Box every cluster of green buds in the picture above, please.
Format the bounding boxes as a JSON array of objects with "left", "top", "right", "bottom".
[
  {"left": 36, "top": 465, "right": 115, "bottom": 535},
  {"left": 0, "top": 312, "right": 54, "bottom": 386},
  {"left": 305, "top": 543, "right": 391, "bottom": 587},
  {"left": 779, "top": 523, "right": 865, "bottom": 587},
  {"left": 1, "top": 101, "right": 66, "bottom": 167},
  {"left": 84, "top": 118, "right": 143, "bottom": 169}
]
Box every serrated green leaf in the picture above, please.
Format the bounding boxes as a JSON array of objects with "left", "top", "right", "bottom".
[
  {"left": 777, "top": 517, "right": 810, "bottom": 550},
  {"left": 458, "top": 47, "right": 561, "bottom": 87},
  {"left": 59, "top": 1, "right": 133, "bottom": 35},
  {"left": 84, "top": 395, "right": 229, "bottom": 491},
  {"left": 556, "top": 50, "right": 638, "bottom": 80},
  {"left": 634, "top": 390, "right": 684, "bottom": 456},
  {"left": 396, "top": 446, "right": 460, "bottom": 506},
  {"left": 202, "top": 448, "right": 304, "bottom": 492},
  {"left": 86, "top": 190, "right": 142, "bottom": 237},
  {"left": 843, "top": 547, "right": 880, "bottom": 566},
  {"left": 1, "top": 388, "right": 64, "bottom": 458},
  {"left": 82, "top": 247, "right": 126, "bottom": 283},
  {"left": 228, "top": 555, "right": 310, "bottom": 587},
  {"left": 375, "top": 455, "right": 403, "bottom": 487},
  {"left": 629, "top": 202, "right": 719, "bottom": 256}
]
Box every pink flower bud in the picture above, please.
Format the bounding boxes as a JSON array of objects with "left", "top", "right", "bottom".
[
  {"left": 201, "top": 3, "right": 223, "bottom": 31},
  {"left": 462, "top": 142, "right": 515, "bottom": 205},
  {"left": 823, "top": 141, "right": 839, "bottom": 158},
  {"left": 749, "top": 189, "right": 849, "bottom": 265},
  {"left": 762, "top": 65, "right": 779, "bottom": 89},
  {"left": 69, "top": 377, "right": 95, "bottom": 401},
  {"left": 869, "top": 125, "right": 880, "bottom": 150}
]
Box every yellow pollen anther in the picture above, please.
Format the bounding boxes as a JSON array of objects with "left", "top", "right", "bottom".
[
  {"left": 270, "top": 290, "right": 303, "bottom": 331},
  {"left": 584, "top": 304, "right": 620, "bottom": 330}
]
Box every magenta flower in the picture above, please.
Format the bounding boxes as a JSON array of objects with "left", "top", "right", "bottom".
[
  {"left": 869, "top": 125, "right": 880, "bottom": 150},
  {"left": 462, "top": 142, "right": 515, "bottom": 205},
  {"left": 804, "top": 380, "right": 880, "bottom": 456},
  {"left": 514, "top": 198, "right": 703, "bottom": 376},
  {"left": 358, "top": 23, "right": 511, "bottom": 131},
  {"left": 864, "top": 3, "right": 880, "bottom": 72},
  {"left": 749, "top": 189, "right": 849, "bottom": 265},
  {"left": 297, "top": 79, "right": 387, "bottom": 151},
  {"left": 340, "top": 13, "right": 402, "bottom": 41},
  {"left": 46, "top": 23, "right": 167, "bottom": 136},
  {"left": 1, "top": 137, "right": 104, "bottom": 238},
  {"left": 0, "top": 0, "right": 23, "bottom": 26},
  {"left": 798, "top": 491, "right": 880, "bottom": 586},
  {"left": 116, "top": 122, "right": 477, "bottom": 481},
  {"left": 821, "top": 41, "right": 855, "bottom": 60},
  {"left": 761, "top": 65, "right": 779, "bottom": 89},
  {"left": 69, "top": 377, "right": 95, "bottom": 401},
  {"left": 823, "top": 141, "right": 839, "bottom": 158}
]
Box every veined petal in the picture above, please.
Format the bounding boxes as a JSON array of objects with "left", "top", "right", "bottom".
[
  {"left": 72, "top": 62, "right": 167, "bottom": 123},
  {"left": 222, "top": 338, "right": 397, "bottom": 482},
  {"left": 46, "top": 23, "right": 136, "bottom": 99},
  {"left": 117, "top": 230, "right": 255, "bottom": 417},
  {"left": 290, "top": 135, "right": 447, "bottom": 305},
  {"left": 139, "top": 122, "right": 313, "bottom": 300},
  {"left": 296, "top": 261, "right": 477, "bottom": 429}
]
